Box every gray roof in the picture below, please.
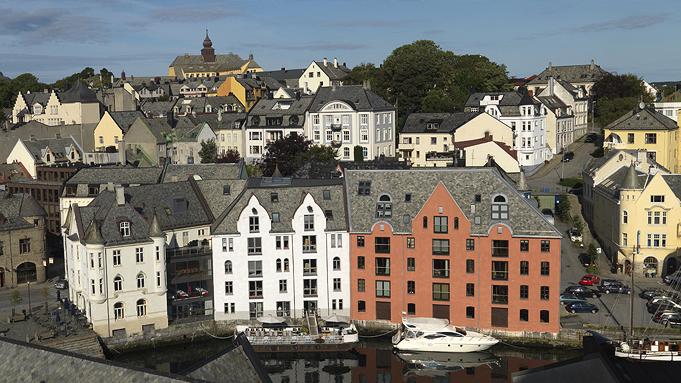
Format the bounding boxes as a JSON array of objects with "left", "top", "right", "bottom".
[
  {"left": 194, "top": 179, "right": 248, "bottom": 216},
  {"left": 401, "top": 112, "right": 480, "bottom": 133},
  {"left": 21, "top": 136, "right": 80, "bottom": 162},
  {"left": 310, "top": 85, "right": 394, "bottom": 113},
  {"left": 465, "top": 91, "right": 537, "bottom": 107},
  {"left": 528, "top": 62, "right": 609, "bottom": 85},
  {"left": 595, "top": 166, "right": 648, "bottom": 199},
  {"left": 213, "top": 178, "right": 348, "bottom": 234},
  {"left": 190, "top": 113, "right": 247, "bottom": 131},
  {"left": 66, "top": 166, "right": 163, "bottom": 188},
  {"left": 163, "top": 162, "right": 248, "bottom": 183},
  {"left": 661, "top": 174, "right": 681, "bottom": 201},
  {"left": 175, "top": 95, "right": 244, "bottom": 113},
  {"left": 59, "top": 81, "right": 100, "bottom": 104},
  {"left": 258, "top": 68, "right": 305, "bottom": 84},
  {"left": 0, "top": 191, "right": 46, "bottom": 231},
  {"left": 344, "top": 168, "right": 560, "bottom": 237},
  {"left": 170, "top": 53, "right": 250, "bottom": 73},
  {"left": 247, "top": 96, "right": 314, "bottom": 128},
  {"left": 604, "top": 107, "right": 677, "bottom": 131},
  {"left": 22, "top": 91, "right": 51, "bottom": 109},
  {"left": 235, "top": 76, "right": 283, "bottom": 91},
  {"left": 108, "top": 111, "right": 146, "bottom": 133},
  {"left": 0, "top": 121, "right": 97, "bottom": 161},
  {"left": 536, "top": 95, "right": 571, "bottom": 115},
  {"left": 314, "top": 61, "right": 351, "bottom": 80},
  {"left": 140, "top": 100, "right": 176, "bottom": 117}
]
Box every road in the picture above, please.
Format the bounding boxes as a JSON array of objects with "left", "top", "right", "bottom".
[
  {"left": 0, "top": 280, "right": 59, "bottom": 317},
  {"left": 527, "top": 136, "right": 597, "bottom": 194}
]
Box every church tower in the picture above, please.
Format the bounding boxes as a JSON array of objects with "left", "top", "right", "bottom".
[{"left": 201, "top": 29, "right": 216, "bottom": 63}]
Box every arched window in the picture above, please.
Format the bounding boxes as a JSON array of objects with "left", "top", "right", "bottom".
[
  {"left": 333, "top": 257, "right": 341, "bottom": 271},
  {"left": 113, "top": 275, "right": 123, "bottom": 291},
  {"left": 491, "top": 195, "right": 508, "bottom": 220},
  {"left": 119, "top": 221, "right": 130, "bottom": 237},
  {"left": 284, "top": 258, "right": 290, "bottom": 272},
  {"left": 276, "top": 259, "right": 282, "bottom": 272},
  {"left": 644, "top": 257, "right": 658, "bottom": 273},
  {"left": 376, "top": 194, "right": 392, "bottom": 218},
  {"left": 136, "top": 299, "right": 147, "bottom": 317},
  {"left": 224, "top": 260, "right": 232, "bottom": 274},
  {"left": 622, "top": 211, "right": 628, "bottom": 224},
  {"left": 114, "top": 302, "right": 124, "bottom": 320},
  {"left": 136, "top": 273, "right": 145, "bottom": 289},
  {"left": 205, "top": 105, "right": 212, "bottom": 113}
]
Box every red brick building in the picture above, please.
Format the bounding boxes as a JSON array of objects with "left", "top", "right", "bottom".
[{"left": 345, "top": 168, "right": 561, "bottom": 334}]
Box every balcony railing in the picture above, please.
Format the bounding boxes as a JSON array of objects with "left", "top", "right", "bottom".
[{"left": 166, "top": 245, "right": 212, "bottom": 260}]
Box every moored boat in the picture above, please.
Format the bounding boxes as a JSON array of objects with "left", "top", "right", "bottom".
[
  {"left": 615, "top": 339, "right": 681, "bottom": 361},
  {"left": 392, "top": 317, "right": 499, "bottom": 353}
]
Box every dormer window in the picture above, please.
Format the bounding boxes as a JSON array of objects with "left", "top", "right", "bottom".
[
  {"left": 120, "top": 221, "right": 130, "bottom": 237},
  {"left": 205, "top": 105, "right": 212, "bottom": 113},
  {"left": 223, "top": 185, "right": 230, "bottom": 195},
  {"left": 491, "top": 195, "right": 508, "bottom": 220},
  {"left": 376, "top": 194, "right": 392, "bottom": 218},
  {"left": 358, "top": 181, "right": 371, "bottom": 196},
  {"left": 271, "top": 192, "right": 279, "bottom": 202}
]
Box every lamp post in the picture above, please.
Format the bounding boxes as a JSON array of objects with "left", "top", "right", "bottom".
[{"left": 27, "top": 281, "right": 32, "bottom": 317}]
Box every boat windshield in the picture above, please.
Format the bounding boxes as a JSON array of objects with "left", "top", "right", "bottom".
[
  {"left": 438, "top": 331, "right": 463, "bottom": 337},
  {"left": 424, "top": 334, "right": 446, "bottom": 339},
  {"left": 405, "top": 330, "right": 424, "bottom": 338},
  {"left": 455, "top": 327, "right": 467, "bottom": 335}
]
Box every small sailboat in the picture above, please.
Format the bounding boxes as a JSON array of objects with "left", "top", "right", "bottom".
[{"left": 392, "top": 317, "right": 499, "bottom": 353}]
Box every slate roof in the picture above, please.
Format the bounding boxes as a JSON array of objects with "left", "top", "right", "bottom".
[
  {"left": 163, "top": 162, "right": 248, "bottom": 183},
  {"left": 661, "top": 174, "right": 681, "bottom": 201},
  {"left": 537, "top": 95, "right": 572, "bottom": 117},
  {"left": 189, "top": 113, "right": 247, "bottom": 131},
  {"left": 0, "top": 162, "right": 30, "bottom": 181},
  {"left": 527, "top": 62, "right": 609, "bottom": 85},
  {"left": 314, "top": 61, "right": 351, "bottom": 80},
  {"left": 453, "top": 136, "right": 518, "bottom": 160},
  {"left": 595, "top": 166, "right": 648, "bottom": 199},
  {"left": 65, "top": 165, "right": 163, "bottom": 187},
  {"left": 258, "top": 68, "right": 305, "bottom": 85},
  {"left": 22, "top": 91, "right": 51, "bottom": 108},
  {"left": 170, "top": 53, "right": 252, "bottom": 74},
  {"left": 465, "top": 91, "right": 538, "bottom": 108},
  {"left": 401, "top": 112, "right": 480, "bottom": 133},
  {"left": 309, "top": 85, "right": 394, "bottom": 113},
  {"left": 344, "top": 168, "right": 560, "bottom": 237},
  {"left": 0, "top": 121, "right": 97, "bottom": 161},
  {"left": 140, "top": 100, "right": 176, "bottom": 117},
  {"left": 59, "top": 81, "right": 100, "bottom": 103},
  {"left": 247, "top": 96, "right": 314, "bottom": 128},
  {"left": 109, "top": 111, "right": 145, "bottom": 133},
  {"left": 235, "top": 76, "right": 284, "bottom": 91},
  {"left": 0, "top": 191, "right": 46, "bottom": 231},
  {"left": 175, "top": 95, "right": 244, "bottom": 113},
  {"left": 604, "top": 107, "right": 678, "bottom": 131},
  {"left": 213, "top": 178, "right": 348, "bottom": 234},
  {"left": 21, "top": 137, "right": 80, "bottom": 162}
]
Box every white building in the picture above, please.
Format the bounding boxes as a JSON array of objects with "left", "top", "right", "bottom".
[
  {"left": 305, "top": 85, "right": 396, "bottom": 161},
  {"left": 212, "top": 178, "right": 349, "bottom": 321},
  {"left": 299, "top": 58, "right": 350, "bottom": 94},
  {"left": 12, "top": 81, "right": 102, "bottom": 126},
  {"left": 6, "top": 137, "right": 82, "bottom": 178},
  {"left": 536, "top": 77, "right": 589, "bottom": 140},
  {"left": 654, "top": 91, "right": 681, "bottom": 122},
  {"left": 465, "top": 91, "right": 551, "bottom": 168}
]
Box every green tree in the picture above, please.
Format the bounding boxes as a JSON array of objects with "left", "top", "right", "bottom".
[
  {"left": 99, "top": 68, "right": 113, "bottom": 87},
  {"left": 346, "top": 63, "right": 382, "bottom": 86},
  {"left": 555, "top": 194, "right": 572, "bottom": 222},
  {"left": 421, "top": 88, "right": 457, "bottom": 113},
  {"left": 592, "top": 73, "right": 654, "bottom": 128},
  {"left": 0, "top": 73, "right": 46, "bottom": 108},
  {"left": 303, "top": 145, "right": 337, "bottom": 164},
  {"left": 261, "top": 133, "right": 311, "bottom": 176},
  {"left": 452, "top": 54, "right": 511, "bottom": 102},
  {"left": 353, "top": 145, "right": 364, "bottom": 162},
  {"left": 198, "top": 140, "right": 218, "bottom": 163},
  {"left": 217, "top": 149, "right": 241, "bottom": 163}
]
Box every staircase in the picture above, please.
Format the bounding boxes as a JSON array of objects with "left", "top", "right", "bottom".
[
  {"left": 306, "top": 311, "right": 319, "bottom": 336},
  {"left": 42, "top": 333, "right": 105, "bottom": 358}
]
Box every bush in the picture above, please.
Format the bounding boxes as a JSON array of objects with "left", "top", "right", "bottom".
[
  {"left": 559, "top": 178, "right": 583, "bottom": 188},
  {"left": 555, "top": 194, "right": 572, "bottom": 222},
  {"left": 591, "top": 147, "right": 604, "bottom": 158}
]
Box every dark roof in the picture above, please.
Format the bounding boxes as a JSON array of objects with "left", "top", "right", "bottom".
[
  {"left": 140, "top": 100, "right": 176, "bottom": 116},
  {"left": 170, "top": 53, "right": 250, "bottom": 73},
  {"left": 453, "top": 136, "right": 517, "bottom": 160},
  {"left": 258, "top": 68, "right": 305, "bottom": 83},
  {"left": 59, "top": 81, "right": 100, "bottom": 103},
  {"left": 108, "top": 111, "right": 146, "bottom": 133},
  {"left": 21, "top": 137, "right": 80, "bottom": 162},
  {"left": 344, "top": 168, "right": 560, "bottom": 237},
  {"left": 189, "top": 113, "right": 247, "bottom": 131},
  {"left": 0, "top": 191, "right": 46, "bottom": 231},
  {"left": 247, "top": 96, "right": 314, "bottom": 128},
  {"left": 604, "top": 107, "right": 678, "bottom": 131},
  {"left": 465, "top": 91, "right": 537, "bottom": 108},
  {"left": 22, "top": 91, "right": 51, "bottom": 108},
  {"left": 235, "top": 76, "right": 283, "bottom": 91},
  {"left": 310, "top": 85, "right": 394, "bottom": 113},
  {"left": 66, "top": 166, "right": 163, "bottom": 187},
  {"left": 661, "top": 174, "right": 681, "bottom": 200},
  {"left": 527, "top": 62, "right": 609, "bottom": 85},
  {"left": 163, "top": 162, "right": 248, "bottom": 183},
  {"left": 314, "top": 61, "right": 351, "bottom": 80},
  {"left": 595, "top": 166, "right": 648, "bottom": 198},
  {"left": 401, "top": 112, "right": 480, "bottom": 133},
  {"left": 175, "top": 95, "right": 244, "bottom": 112}
]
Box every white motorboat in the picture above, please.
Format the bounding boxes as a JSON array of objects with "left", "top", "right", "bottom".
[
  {"left": 392, "top": 317, "right": 499, "bottom": 353},
  {"left": 615, "top": 339, "right": 681, "bottom": 361}
]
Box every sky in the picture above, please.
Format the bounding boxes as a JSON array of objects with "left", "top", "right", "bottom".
[{"left": 0, "top": 0, "right": 678, "bottom": 83}]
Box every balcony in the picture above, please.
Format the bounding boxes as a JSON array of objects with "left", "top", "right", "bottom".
[
  {"left": 331, "top": 123, "right": 342, "bottom": 131},
  {"left": 166, "top": 244, "right": 212, "bottom": 262}
]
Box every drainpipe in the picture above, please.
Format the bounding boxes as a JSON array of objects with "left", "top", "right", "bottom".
[
  {"left": 325, "top": 232, "right": 331, "bottom": 317},
  {"left": 104, "top": 248, "right": 111, "bottom": 337},
  {"left": 290, "top": 234, "right": 296, "bottom": 319}
]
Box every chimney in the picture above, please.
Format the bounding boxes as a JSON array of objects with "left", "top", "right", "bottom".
[
  {"left": 363, "top": 80, "right": 371, "bottom": 91},
  {"left": 323, "top": 57, "right": 328, "bottom": 67},
  {"left": 248, "top": 53, "right": 254, "bottom": 61},
  {"left": 331, "top": 82, "right": 337, "bottom": 91},
  {"left": 281, "top": 67, "right": 285, "bottom": 71},
  {"left": 333, "top": 57, "right": 338, "bottom": 68},
  {"left": 115, "top": 186, "right": 125, "bottom": 206},
  {"left": 217, "top": 109, "right": 222, "bottom": 122},
  {"left": 548, "top": 76, "right": 554, "bottom": 95},
  {"left": 590, "top": 59, "right": 595, "bottom": 70},
  {"left": 548, "top": 61, "right": 552, "bottom": 71}
]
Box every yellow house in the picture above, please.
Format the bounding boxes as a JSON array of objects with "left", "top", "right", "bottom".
[
  {"left": 215, "top": 75, "right": 282, "bottom": 112},
  {"left": 93, "top": 110, "right": 145, "bottom": 151},
  {"left": 603, "top": 106, "right": 680, "bottom": 172}
]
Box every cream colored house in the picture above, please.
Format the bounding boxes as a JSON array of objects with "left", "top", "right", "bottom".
[
  {"left": 93, "top": 111, "right": 145, "bottom": 151},
  {"left": 453, "top": 137, "right": 520, "bottom": 174},
  {"left": 190, "top": 112, "right": 246, "bottom": 158},
  {"left": 12, "top": 81, "right": 102, "bottom": 126},
  {"left": 298, "top": 58, "right": 350, "bottom": 93},
  {"left": 398, "top": 112, "right": 513, "bottom": 167},
  {"left": 537, "top": 95, "right": 575, "bottom": 154},
  {"left": 6, "top": 137, "right": 82, "bottom": 178}
]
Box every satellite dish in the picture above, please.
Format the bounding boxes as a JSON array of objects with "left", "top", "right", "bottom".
[{"left": 639, "top": 102, "right": 646, "bottom": 110}]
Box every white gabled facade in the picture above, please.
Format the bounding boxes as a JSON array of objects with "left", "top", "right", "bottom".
[{"left": 213, "top": 192, "right": 349, "bottom": 321}]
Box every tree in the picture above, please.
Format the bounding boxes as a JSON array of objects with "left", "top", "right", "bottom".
[
  {"left": 451, "top": 54, "right": 510, "bottom": 106},
  {"left": 217, "top": 149, "right": 241, "bottom": 163},
  {"left": 592, "top": 73, "right": 654, "bottom": 128},
  {"left": 0, "top": 109, "right": 6, "bottom": 124},
  {"left": 346, "top": 63, "right": 382, "bottom": 86},
  {"left": 261, "top": 133, "right": 311, "bottom": 176},
  {"left": 198, "top": 140, "right": 218, "bottom": 163},
  {"left": 421, "top": 88, "right": 457, "bottom": 113},
  {"left": 353, "top": 145, "right": 364, "bottom": 162},
  {"left": 303, "top": 145, "right": 337, "bottom": 164},
  {"left": 0, "top": 73, "right": 46, "bottom": 108}
]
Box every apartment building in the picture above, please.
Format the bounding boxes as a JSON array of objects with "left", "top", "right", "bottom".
[{"left": 11, "top": 81, "right": 102, "bottom": 126}]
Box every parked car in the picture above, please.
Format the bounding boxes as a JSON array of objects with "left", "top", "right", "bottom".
[
  {"left": 560, "top": 293, "right": 587, "bottom": 306},
  {"left": 170, "top": 289, "right": 189, "bottom": 300},
  {"left": 54, "top": 279, "right": 69, "bottom": 290},
  {"left": 579, "top": 274, "right": 601, "bottom": 286},
  {"left": 663, "top": 271, "right": 681, "bottom": 285},
  {"left": 598, "top": 279, "right": 631, "bottom": 294},
  {"left": 578, "top": 253, "right": 591, "bottom": 268},
  {"left": 193, "top": 287, "right": 210, "bottom": 297},
  {"left": 562, "top": 151, "right": 575, "bottom": 162},
  {"left": 565, "top": 301, "right": 599, "bottom": 313},
  {"left": 639, "top": 288, "right": 672, "bottom": 300},
  {"left": 664, "top": 314, "right": 681, "bottom": 328},
  {"left": 652, "top": 311, "right": 681, "bottom": 324},
  {"left": 564, "top": 285, "right": 601, "bottom": 298},
  {"left": 647, "top": 298, "right": 681, "bottom": 312},
  {"left": 568, "top": 228, "right": 583, "bottom": 243}
]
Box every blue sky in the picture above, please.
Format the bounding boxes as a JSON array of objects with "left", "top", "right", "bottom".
[{"left": 0, "top": 0, "right": 678, "bottom": 83}]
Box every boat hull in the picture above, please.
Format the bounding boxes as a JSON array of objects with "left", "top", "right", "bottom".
[
  {"left": 615, "top": 349, "right": 681, "bottom": 361},
  {"left": 394, "top": 338, "right": 498, "bottom": 353}
]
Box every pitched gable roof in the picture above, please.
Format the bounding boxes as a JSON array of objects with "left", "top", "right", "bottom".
[
  {"left": 604, "top": 107, "right": 677, "bottom": 131},
  {"left": 401, "top": 112, "right": 480, "bottom": 133},
  {"left": 310, "top": 85, "right": 393, "bottom": 113}
]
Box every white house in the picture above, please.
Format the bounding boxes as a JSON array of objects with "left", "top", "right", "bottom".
[
  {"left": 12, "top": 81, "right": 102, "bottom": 126},
  {"left": 465, "top": 91, "right": 551, "bottom": 169},
  {"left": 305, "top": 85, "right": 396, "bottom": 161},
  {"left": 298, "top": 58, "right": 350, "bottom": 94},
  {"left": 6, "top": 137, "right": 82, "bottom": 178},
  {"left": 211, "top": 178, "right": 349, "bottom": 321},
  {"left": 536, "top": 77, "right": 589, "bottom": 140}
]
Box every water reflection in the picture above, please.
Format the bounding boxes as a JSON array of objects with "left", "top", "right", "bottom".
[{"left": 111, "top": 339, "right": 580, "bottom": 383}]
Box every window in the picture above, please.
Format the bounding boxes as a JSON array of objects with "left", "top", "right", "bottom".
[
  {"left": 333, "top": 257, "right": 341, "bottom": 270},
  {"left": 466, "top": 306, "right": 475, "bottom": 319},
  {"left": 520, "top": 309, "right": 529, "bottom": 322},
  {"left": 276, "top": 236, "right": 289, "bottom": 250},
  {"left": 284, "top": 258, "right": 289, "bottom": 271},
  {"left": 276, "top": 301, "right": 291, "bottom": 317},
  {"left": 520, "top": 261, "right": 529, "bottom": 275},
  {"left": 645, "top": 133, "right": 657, "bottom": 144},
  {"left": 540, "top": 286, "right": 550, "bottom": 300},
  {"left": 520, "top": 285, "right": 529, "bottom": 299},
  {"left": 492, "top": 261, "right": 508, "bottom": 280},
  {"left": 376, "top": 195, "right": 392, "bottom": 218},
  {"left": 405, "top": 193, "right": 412, "bottom": 202},
  {"left": 407, "top": 281, "right": 415, "bottom": 294},
  {"left": 454, "top": 217, "right": 459, "bottom": 230},
  {"left": 376, "top": 280, "right": 391, "bottom": 297},
  {"left": 223, "top": 185, "right": 231, "bottom": 195},
  {"left": 375, "top": 237, "right": 390, "bottom": 253},
  {"left": 408, "top": 303, "right": 416, "bottom": 315},
  {"left": 228, "top": 238, "right": 234, "bottom": 251},
  {"left": 323, "top": 190, "right": 331, "bottom": 200},
  {"left": 114, "top": 276, "right": 123, "bottom": 291},
  {"left": 304, "top": 279, "right": 318, "bottom": 296},
  {"left": 324, "top": 210, "right": 333, "bottom": 220},
  {"left": 407, "top": 237, "right": 415, "bottom": 248},
  {"left": 492, "top": 240, "right": 509, "bottom": 257},
  {"left": 651, "top": 195, "right": 665, "bottom": 203},
  {"left": 422, "top": 216, "right": 428, "bottom": 228},
  {"left": 492, "top": 285, "right": 508, "bottom": 304},
  {"left": 91, "top": 279, "right": 96, "bottom": 294},
  {"left": 432, "top": 259, "right": 449, "bottom": 278},
  {"left": 248, "top": 260, "right": 263, "bottom": 277},
  {"left": 156, "top": 272, "right": 161, "bottom": 287},
  {"left": 358, "top": 300, "right": 366, "bottom": 312},
  {"left": 466, "top": 239, "right": 475, "bottom": 251},
  {"left": 648, "top": 211, "right": 667, "bottom": 225},
  {"left": 466, "top": 259, "right": 475, "bottom": 273},
  {"left": 466, "top": 283, "right": 475, "bottom": 297},
  {"left": 247, "top": 238, "right": 262, "bottom": 254},
  {"left": 432, "top": 283, "right": 450, "bottom": 301},
  {"left": 303, "top": 259, "right": 317, "bottom": 275},
  {"left": 540, "top": 240, "right": 550, "bottom": 252},
  {"left": 114, "top": 302, "right": 124, "bottom": 320},
  {"left": 432, "top": 239, "right": 450, "bottom": 255},
  {"left": 225, "top": 281, "right": 233, "bottom": 295},
  {"left": 540, "top": 310, "right": 550, "bottom": 323},
  {"left": 224, "top": 260, "right": 232, "bottom": 273},
  {"left": 119, "top": 221, "right": 130, "bottom": 237},
  {"left": 333, "top": 278, "right": 341, "bottom": 291},
  {"left": 272, "top": 212, "right": 280, "bottom": 223},
  {"left": 304, "top": 214, "right": 315, "bottom": 231},
  {"left": 136, "top": 273, "right": 145, "bottom": 289},
  {"left": 647, "top": 233, "right": 667, "bottom": 248},
  {"left": 623, "top": 211, "right": 628, "bottom": 224},
  {"left": 358, "top": 180, "right": 371, "bottom": 195},
  {"left": 622, "top": 233, "right": 628, "bottom": 246},
  {"left": 520, "top": 240, "right": 529, "bottom": 252},
  {"left": 249, "top": 216, "right": 259, "bottom": 233},
  {"left": 491, "top": 195, "right": 508, "bottom": 219},
  {"left": 279, "top": 279, "right": 288, "bottom": 293},
  {"left": 358, "top": 256, "right": 365, "bottom": 269},
  {"left": 358, "top": 279, "right": 366, "bottom": 292},
  {"left": 302, "top": 235, "right": 317, "bottom": 252},
  {"left": 375, "top": 258, "right": 390, "bottom": 275},
  {"left": 249, "top": 281, "right": 263, "bottom": 298},
  {"left": 357, "top": 236, "right": 365, "bottom": 247},
  {"left": 19, "top": 239, "right": 31, "bottom": 254},
  {"left": 407, "top": 257, "right": 416, "bottom": 271},
  {"left": 135, "top": 247, "right": 143, "bottom": 263},
  {"left": 270, "top": 192, "right": 279, "bottom": 202},
  {"left": 249, "top": 302, "right": 263, "bottom": 319},
  {"left": 541, "top": 261, "right": 550, "bottom": 276},
  {"left": 433, "top": 216, "right": 448, "bottom": 233}
]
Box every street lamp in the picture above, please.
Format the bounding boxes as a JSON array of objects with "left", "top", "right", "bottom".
[{"left": 27, "top": 281, "right": 32, "bottom": 317}]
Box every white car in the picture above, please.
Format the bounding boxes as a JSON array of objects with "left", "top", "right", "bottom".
[{"left": 568, "top": 228, "right": 583, "bottom": 243}]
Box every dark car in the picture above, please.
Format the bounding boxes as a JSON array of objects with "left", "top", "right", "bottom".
[
  {"left": 598, "top": 279, "right": 631, "bottom": 294},
  {"left": 663, "top": 271, "right": 681, "bottom": 285},
  {"left": 560, "top": 293, "right": 587, "bottom": 306},
  {"left": 565, "top": 301, "right": 599, "bottom": 313},
  {"left": 564, "top": 285, "right": 601, "bottom": 298},
  {"left": 652, "top": 311, "right": 681, "bottom": 325},
  {"left": 665, "top": 314, "right": 681, "bottom": 328},
  {"left": 585, "top": 134, "right": 596, "bottom": 143},
  {"left": 561, "top": 151, "right": 575, "bottom": 162},
  {"left": 647, "top": 299, "right": 681, "bottom": 313},
  {"left": 639, "top": 288, "right": 672, "bottom": 300},
  {"left": 578, "top": 253, "right": 591, "bottom": 268},
  {"left": 54, "top": 279, "right": 69, "bottom": 290}
]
